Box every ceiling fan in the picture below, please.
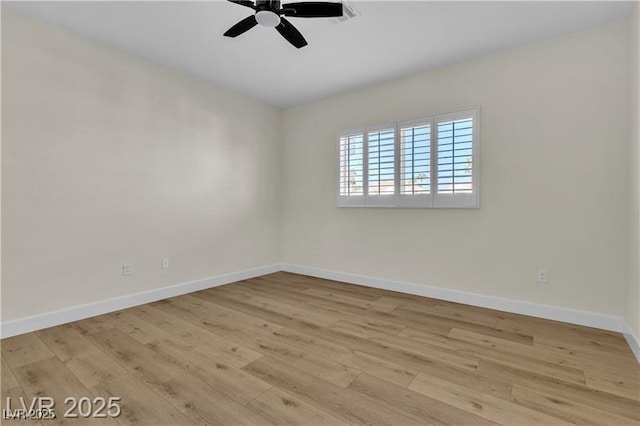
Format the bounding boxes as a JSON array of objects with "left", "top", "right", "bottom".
[{"left": 223, "top": 0, "right": 343, "bottom": 49}]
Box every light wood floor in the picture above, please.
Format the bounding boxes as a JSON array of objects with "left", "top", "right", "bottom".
[{"left": 2, "top": 272, "right": 639, "bottom": 425}]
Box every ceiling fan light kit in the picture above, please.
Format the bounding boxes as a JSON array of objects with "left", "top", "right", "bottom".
[
  {"left": 255, "top": 10, "right": 281, "bottom": 27},
  {"left": 224, "top": 0, "right": 343, "bottom": 48}
]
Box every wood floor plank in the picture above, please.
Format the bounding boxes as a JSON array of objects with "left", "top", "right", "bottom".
[
  {"left": 151, "top": 295, "right": 283, "bottom": 343},
  {"left": 37, "top": 324, "right": 128, "bottom": 389},
  {"left": 86, "top": 328, "right": 184, "bottom": 386},
  {"left": 368, "top": 297, "right": 400, "bottom": 312},
  {"left": 443, "top": 325, "right": 635, "bottom": 375},
  {"left": 584, "top": 368, "right": 640, "bottom": 401},
  {"left": 109, "top": 311, "right": 169, "bottom": 344},
  {"left": 445, "top": 328, "right": 587, "bottom": 385},
  {"left": 533, "top": 336, "right": 640, "bottom": 372},
  {"left": 251, "top": 333, "right": 362, "bottom": 388},
  {"left": 270, "top": 328, "right": 353, "bottom": 361},
  {"left": 152, "top": 375, "right": 270, "bottom": 426},
  {"left": 186, "top": 290, "right": 339, "bottom": 339},
  {"left": 2, "top": 333, "right": 54, "bottom": 369},
  {"left": 1, "top": 353, "right": 20, "bottom": 392},
  {"left": 302, "top": 287, "right": 383, "bottom": 310},
  {"left": 408, "top": 372, "right": 573, "bottom": 425},
  {"left": 330, "top": 320, "right": 479, "bottom": 371},
  {"left": 477, "top": 359, "right": 640, "bottom": 421},
  {"left": 194, "top": 288, "right": 337, "bottom": 328},
  {"left": 72, "top": 314, "right": 117, "bottom": 336},
  {"left": 223, "top": 283, "right": 408, "bottom": 336},
  {"left": 145, "top": 336, "right": 272, "bottom": 405},
  {"left": 36, "top": 324, "right": 97, "bottom": 362},
  {"left": 63, "top": 351, "right": 129, "bottom": 389},
  {"left": 91, "top": 374, "right": 194, "bottom": 425},
  {"left": 248, "top": 387, "right": 349, "bottom": 426},
  {"left": 401, "top": 326, "right": 577, "bottom": 386},
  {"left": 259, "top": 274, "right": 380, "bottom": 301},
  {"left": 396, "top": 307, "right": 535, "bottom": 344},
  {"left": 496, "top": 316, "right": 632, "bottom": 356},
  {"left": 348, "top": 373, "right": 499, "bottom": 426},
  {"left": 14, "top": 357, "right": 117, "bottom": 424},
  {"left": 152, "top": 302, "right": 360, "bottom": 387},
  {"left": 130, "top": 304, "right": 263, "bottom": 368},
  {"left": 339, "top": 351, "right": 418, "bottom": 387},
  {"left": 243, "top": 356, "right": 424, "bottom": 425},
  {"left": 417, "top": 302, "right": 500, "bottom": 328},
  {"left": 511, "top": 384, "right": 639, "bottom": 426}
]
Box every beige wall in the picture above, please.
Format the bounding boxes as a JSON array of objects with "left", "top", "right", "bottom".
[
  {"left": 629, "top": 3, "right": 640, "bottom": 338},
  {"left": 1, "top": 10, "right": 282, "bottom": 321},
  {"left": 281, "top": 20, "right": 631, "bottom": 317}
]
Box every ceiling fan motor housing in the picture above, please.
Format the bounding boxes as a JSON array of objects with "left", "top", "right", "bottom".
[{"left": 255, "top": 0, "right": 281, "bottom": 11}]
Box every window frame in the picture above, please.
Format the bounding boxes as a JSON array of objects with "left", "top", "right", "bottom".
[{"left": 337, "top": 107, "right": 479, "bottom": 209}]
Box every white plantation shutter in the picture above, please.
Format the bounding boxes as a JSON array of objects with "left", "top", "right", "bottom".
[
  {"left": 337, "top": 108, "right": 478, "bottom": 208},
  {"left": 434, "top": 109, "right": 478, "bottom": 208},
  {"left": 367, "top": 127, "right": 396, "bottom": 202},
  {"left": 337, "top": 131, "right": 365, "bottom": 206},
  {"left": 397, "top": 118, "right": 433, "bottom": 207}
]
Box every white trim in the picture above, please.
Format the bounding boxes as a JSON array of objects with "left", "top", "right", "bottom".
[
  {"left": 0, "top": 264, "right": 279, "bottom": 339},
  {"left": 279, "top": 263, "right": 626, "bottom": 334},
  {"left": 622, "top": 320, "right": 640, "bottom": 363}
]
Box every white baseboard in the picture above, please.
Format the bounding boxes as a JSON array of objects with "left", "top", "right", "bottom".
[
  {"left": 279, "top": 263, "right": 626, "bottom": 334},
  {"left": 622, "top": 321, "right": 640, "bottom": 363},
  {"left": 0, "top": 264, "right": 279, "bottom": 339}
]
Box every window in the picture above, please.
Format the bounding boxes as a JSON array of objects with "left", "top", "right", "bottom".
[
  {"left": 338, "top": 132, "right": 364, "bottom": 205},
  {"left": 337, "top": 108, "right": 478, "bottom": 208}
]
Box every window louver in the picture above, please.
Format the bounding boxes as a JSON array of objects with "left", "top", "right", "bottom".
[
  {"left": 401, "top": 124, "right": 431, "bottom": 195},
  {"left": 367, "top": 128, "right": 395, "bottom": 196},
  {"left": 437, "top": 118, "right": 473, "bottom": 194},
  {"left": 339, "top": 133, "right": 364, "bottom": 196}
]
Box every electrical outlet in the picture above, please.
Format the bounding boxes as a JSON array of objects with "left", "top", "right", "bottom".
[
  {"left": 537, "top": 269, "right": 548, "bottom": 284},
  {"left": 162, "top": 257, "right": 170, "bottom": 269},
  {"left": 122, "top": 263, "right": 132, "bottom": 276}
]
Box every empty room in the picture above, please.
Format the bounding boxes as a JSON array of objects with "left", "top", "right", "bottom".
[{"left": 1, "top": 0, "right": 639, "bottom": 424}]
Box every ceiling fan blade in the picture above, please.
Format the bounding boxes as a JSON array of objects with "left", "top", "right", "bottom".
[
  {"left": 275, "top": 17, "right": 308, "bottom": 48},
  {"left": 281, "top": 2, "right": 343, "bottom": 18},
  {"left": 224, "top": 15, "right": 258, "bottom": 38},
  {"left": 227, "top": 0, "right": 256, "bottom": 10}
]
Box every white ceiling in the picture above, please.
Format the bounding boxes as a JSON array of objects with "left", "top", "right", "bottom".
[{"left": 5, "top": 1, "right": 635, "bottom": 107}]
